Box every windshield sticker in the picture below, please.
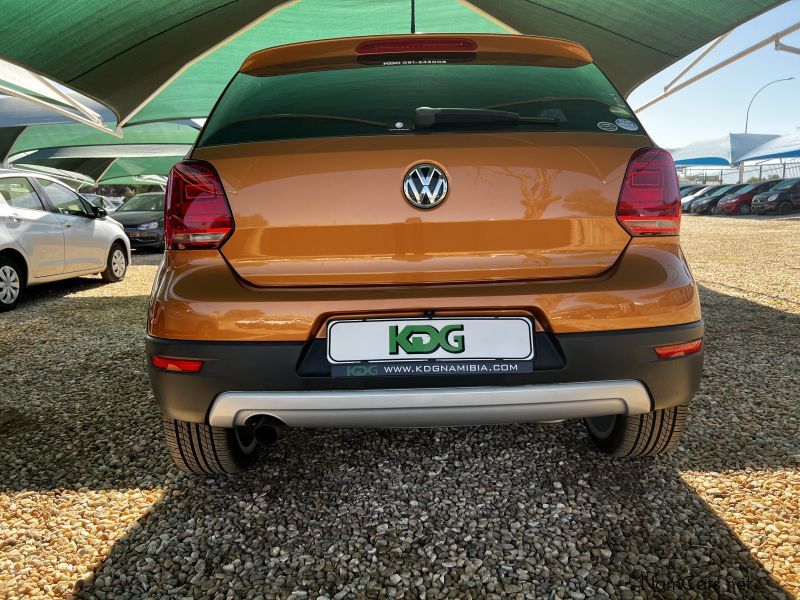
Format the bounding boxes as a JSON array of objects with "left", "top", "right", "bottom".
[
  {"left": 615, "top": 118, "right": 639, "bottom": 131},
  {"left": 609, "top": 106, "right": 632, "bottom": 118},
  {"left": 597, "top": 121, "right": 618, "bottom": 132},
  {"left": 382, "top": 59, "right": 449, "bottom": 66}
]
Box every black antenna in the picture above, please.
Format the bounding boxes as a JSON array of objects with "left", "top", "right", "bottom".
[{"left": 410, "top": 0, "right": 416, "bottom": 33}]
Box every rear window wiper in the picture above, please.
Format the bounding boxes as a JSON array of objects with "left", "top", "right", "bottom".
[{"left": 414, "top": 106, "right": 560, "bottom": 128}]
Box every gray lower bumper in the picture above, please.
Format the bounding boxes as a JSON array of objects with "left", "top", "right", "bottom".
[{"left": 208, "top": 380, "right": 651, "bottom": 429}]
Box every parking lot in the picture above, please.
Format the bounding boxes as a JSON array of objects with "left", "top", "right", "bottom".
[{"left": 0, "top": 215, "right": 798, "bottom": 599}]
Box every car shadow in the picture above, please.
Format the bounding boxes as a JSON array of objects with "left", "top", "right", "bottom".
[
  {"left": 14, "top": 275, "right": 109, "bottom": 302},
  {"left": 0, "top": 286, "right": 796, "bottom": 597}
]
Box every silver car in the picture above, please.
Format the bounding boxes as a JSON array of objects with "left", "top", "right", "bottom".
[{"left": 0, "top": 169, "right": 131, "bottom": 311}]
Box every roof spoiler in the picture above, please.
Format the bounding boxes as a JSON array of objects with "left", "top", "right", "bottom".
[{"left": 240, "top": 33, "right": 592, "bottom": 77}]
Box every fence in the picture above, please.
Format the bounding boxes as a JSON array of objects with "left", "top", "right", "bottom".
[{"left": 677, "top": 161, "right": 800, "bottom": 184}]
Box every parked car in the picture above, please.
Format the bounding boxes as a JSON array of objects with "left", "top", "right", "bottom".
[
  {"left": 751, "top": 178, "right": 800, "bottom": 215},
  {"left": 146, "top": 34, "right": 703, "bottom": 474},
  {"left": 680, "top": 185, "right": 718, "bottom": 212},
  {"left": 716, "top": 181, "right": 778, "bottom": 215},
  {"left": 82, "top": 193, "right": 119, "bottom": 213},
  {"left": 111, "top": 192, "right": 165, "bottom": 249},
  {"left": 680, "top": 184, "right": 704, "bottom": 197},
  {"left": 690, "top": 183, "right": 747, "bottom": 214},
  {"left": 0, "top": 169, "right": 131, "bottom": 311}
]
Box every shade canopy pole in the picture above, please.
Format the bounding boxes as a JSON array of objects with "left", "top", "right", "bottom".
[{"left": 636, "top": 20, "right": 800, "bottom": 112}]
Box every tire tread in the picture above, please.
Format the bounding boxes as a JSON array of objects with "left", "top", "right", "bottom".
[
  {"left": 587, "top": 405, "right": 688, "bottom": 458},
  {"left": 161, "top": 416, "right": 253, "bottom": 474}
]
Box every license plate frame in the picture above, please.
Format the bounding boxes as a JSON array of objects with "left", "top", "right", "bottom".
[{"left": 326, "top": 316, "right": 534, "bottom": 365}]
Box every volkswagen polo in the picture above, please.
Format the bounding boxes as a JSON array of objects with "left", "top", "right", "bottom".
[{"left": 146, "top": 34, "right": 703, "bottom": 474}]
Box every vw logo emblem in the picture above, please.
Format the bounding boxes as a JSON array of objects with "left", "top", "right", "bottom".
[{"left": 403, "top": 163, "right": 448, "bottom": 209}]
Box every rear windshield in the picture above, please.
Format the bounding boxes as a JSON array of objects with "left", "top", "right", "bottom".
[{"left": 198, "top": 63, "right": 641, "bottom": 148}]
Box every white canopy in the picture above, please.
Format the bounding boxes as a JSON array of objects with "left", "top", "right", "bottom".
[
  {"left": 738, "top": 130, "right": 800, "bottom": 161},
  {"left": 671, "top": 133, "right": 780, "bottom": 166}
]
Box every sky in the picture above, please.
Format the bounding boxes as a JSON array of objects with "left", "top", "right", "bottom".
[{"left": 628, "top": 0, "right": 800, "bottom": 149}]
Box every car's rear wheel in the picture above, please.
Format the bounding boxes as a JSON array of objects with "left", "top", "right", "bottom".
[
  {"left": 0, "top": 255, "right": 23, "bottom": 312},
  {"left": 738, "top": 203, "right": 751, "bottom": 215},
  {"left": 101, "top": 243, "right": 127, "bottom": 282},
  {"left": 777, "top": 201, "right": 792, "bottom": 215},
  {"left": 584, "top": 405, "right": 688, "bottom": 457},
  {"left": 162, "top": 416, "right": 259, "bottom": 474}
]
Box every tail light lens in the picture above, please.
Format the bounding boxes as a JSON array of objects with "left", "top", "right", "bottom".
[
  {"left": 152, "top": 356, "right": 203, "bottom": 372},
  {"left": 616, "top": 148, "right": 680, "bottom": 236},
  {"left": 655, "top": 339, "right": 703, "bottom": 359},
  {"left": 165, "top": 160, "right": 233, "bottom": 250},
  {"left": 355, "top": 38, "right": 477, "bottom": 55}
]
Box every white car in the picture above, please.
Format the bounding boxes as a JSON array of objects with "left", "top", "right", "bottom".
[{"left": 0, "top": 169, "right": 131, "bottom": 311}]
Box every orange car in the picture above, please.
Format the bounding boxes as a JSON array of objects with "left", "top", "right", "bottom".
[{"left": 147, "top": 34, "right": 703, "bottom": 474}]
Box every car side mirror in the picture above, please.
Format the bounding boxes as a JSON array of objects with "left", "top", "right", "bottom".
[{"left": 93, "top": 206, "right": 107, "bottom": 218}]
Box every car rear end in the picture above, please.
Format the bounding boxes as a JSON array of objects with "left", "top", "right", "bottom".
[{"left": 146, "top": 34, "right": 703, "bottom": 473}]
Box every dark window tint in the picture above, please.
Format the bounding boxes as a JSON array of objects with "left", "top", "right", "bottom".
[
  {"left": 0, "top": 177, "right": 44, "bottom": 211},
  {"left": 39, "top": 179, "right": 90, "bottom": 217},
  {"left": 199, "top": 63, "right": 638, "bottom": 147}
]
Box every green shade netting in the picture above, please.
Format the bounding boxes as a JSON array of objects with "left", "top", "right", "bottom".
[
  {"left": 99, "top": 156, "right": 182, "bottom": 182},
  {"left": 8, "top": 122, "right": 198, "bottom": 157}
]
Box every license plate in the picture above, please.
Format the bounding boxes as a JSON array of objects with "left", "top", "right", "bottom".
[{"left": 327, "top": 317, "right": 534, "bottom": 364}]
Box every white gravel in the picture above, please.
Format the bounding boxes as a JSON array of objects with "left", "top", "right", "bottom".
[{"left": 0, "top": 220, "right": 798, "bottom": 599}]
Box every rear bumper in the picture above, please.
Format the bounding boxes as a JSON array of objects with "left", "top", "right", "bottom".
[
  {"left": 146, "top": 321, "right": 704, "bottom": 425},
  {"left": 209, "top": 381, "right": 651, "bottom": 428}
]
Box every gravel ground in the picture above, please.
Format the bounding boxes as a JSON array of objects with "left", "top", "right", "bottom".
[{"left": 1, "top": 218, "right": 798, "bottom": 599}]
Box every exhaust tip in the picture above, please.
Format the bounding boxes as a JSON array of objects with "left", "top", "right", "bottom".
[{"left": 245, "top": 415, "right": 284, "bottom": 445}]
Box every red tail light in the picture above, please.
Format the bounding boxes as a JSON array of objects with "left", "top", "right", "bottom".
[
  {"left": 616, "top": 148, "right": 680, "bottom": 236},
  {"left": 355, "top": 38, "right": 477, "bottom": 55},
  {"left": 655, "top": 339, "right": 702, "bottom": 359},
  {"left": 165, "top": 160, "right": 233, "bottom": 250},
  {"left": 152, "top": 356, "right": 203, "bottom": 372}
]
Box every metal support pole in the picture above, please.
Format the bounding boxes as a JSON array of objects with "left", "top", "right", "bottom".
[{"left": 635, "top": 21, "right": 800, "bottom": 112}]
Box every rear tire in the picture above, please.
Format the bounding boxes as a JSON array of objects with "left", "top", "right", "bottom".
[
  {"left": 101, "top": 243, "right": 127, "bottom": 282},
  {"left": 0, "top": 255, "right": 23, "bottom": 311},
  {"left": 738, "top": 203, "right": 750, "bottom": 215},
  {"left": 162, "top": 416, "right": 259, "bottom": 474},
  {"left": 584, "top": 405, "right": 688, "bottom": 457}
]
